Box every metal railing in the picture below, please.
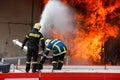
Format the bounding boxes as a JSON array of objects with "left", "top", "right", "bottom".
[
  {"left": 1, "top": 56, "right": 26, "bottom": 65},
  {"left": 1, "top": 56, "right": 69, "bottom": 65}
]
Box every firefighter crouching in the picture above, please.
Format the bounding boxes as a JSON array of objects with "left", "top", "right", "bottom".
[
  {"left": 21, "top": 23, "right": 45, "bottom": 72},
  {"left": 39, "top": 39, "right": 67, "bottom": 70}
]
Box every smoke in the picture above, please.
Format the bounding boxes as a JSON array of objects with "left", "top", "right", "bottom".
[{"left": 40, "top": 0, "right": 74, "bottom": 38}]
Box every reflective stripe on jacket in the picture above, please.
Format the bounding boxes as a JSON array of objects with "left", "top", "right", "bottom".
[{"left": 44, "top": 39, "right": 67, "bottom": 56}]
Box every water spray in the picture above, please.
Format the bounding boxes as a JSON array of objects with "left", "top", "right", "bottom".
[{"left": 40, "top": 0, "right": 74, "bottom": 38}]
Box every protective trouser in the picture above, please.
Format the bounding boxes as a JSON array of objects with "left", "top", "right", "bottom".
[
  {"left": 32, "top": 62, "right": 38, "bottom": 72},
  {"left": 32, "top": 48, "right": 38, "bottom": 72},
  {"left": 26, "top": 46, "right": 38, "bottom": 72},
  {"left": 52, "top": 53, "right": 65, "bottom": 70},
  {"left": 26, "top": 63, "right": 30, "bottom": 72}
]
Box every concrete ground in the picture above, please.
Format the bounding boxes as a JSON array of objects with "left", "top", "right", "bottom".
[{"left": 10, "top": 65, "right": 120, "bottom": 73}]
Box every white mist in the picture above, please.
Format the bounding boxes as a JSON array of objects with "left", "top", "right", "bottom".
[{"left": 39, "top": 0, "right": 74, "bottom": 38}]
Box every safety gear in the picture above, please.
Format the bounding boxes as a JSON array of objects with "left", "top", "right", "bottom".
[
  {"left": 32, "top": 63, "right": 38, "bottom": 72},
  {"left": 52, "top": 63, "right": 58, "bottom": 70},
  {"left": 21, "top": 45, "right": 24, "bottom": 50},
  {"left": 25, "top": 64, "right": 30, "bottom": 72},
  {"left": 41, "top": 39, "right": 67, "bottom": 70},
  {"left": 22, "top": 27, "right": 45, "bottom": 72},
  {"left": 57, "top": 62, "right": 63, "bottom": 70},
  {"left": 21, "top": 43, "right": 25, "bottom": 50},
  {"left": 45, "top": 39, "right": 51, "bottom": 46},
  {"left": 33, "top": 23, "right": 41, "bottom": 30},
  {"left": 40, "top": 56, "right": 46, "bottom": 64},
  {"left": 37, "top": 63, "right": 43, "bottom": 70}
]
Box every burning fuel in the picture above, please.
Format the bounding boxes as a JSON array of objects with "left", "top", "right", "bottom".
[{"left": 40, "top": 0, "right": 120, "bottom": 65}]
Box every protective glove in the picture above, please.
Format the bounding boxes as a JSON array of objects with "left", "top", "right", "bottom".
[
  {"left": 21, "top": 44, "right": 25, "bottom": 50},
  {"left": 37, "top": 63, "right": 43, "bottom": 70},
  {"left": 21, "top": 46, "right": 24, "bottom": 50},
  {"left": 40, "top": 56, "right": 46, "bottom": 64}
]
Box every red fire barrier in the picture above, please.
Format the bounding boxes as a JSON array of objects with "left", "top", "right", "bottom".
[
  {"left": 41, "top": 72, "right": 120, "bottom": 80},
  {"left": 0, "top": 72, "right": 120, "bottom": 80},
  {"left": 0, "top": 72, "right": 39, "bottom": 80}
]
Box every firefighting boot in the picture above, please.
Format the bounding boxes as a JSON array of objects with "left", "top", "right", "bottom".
[
  {"left": 52, "top": 63, "right": 58, "bottom": 70},
  {"left": 37, "top": 63, "right": 43, "bottom": 71},
  {"left": 25, "top": 64, "right": 30, "bottom": 72},
  {"left": 57, "top": 63, "right": 63, "bottom": 70},
  {"left": 32, "top": 64, "right": 37, "bottom": 72}
]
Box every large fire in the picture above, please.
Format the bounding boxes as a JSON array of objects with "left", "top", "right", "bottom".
[{"left": 41, "top": 0, "right": 120, "bottom": 64}]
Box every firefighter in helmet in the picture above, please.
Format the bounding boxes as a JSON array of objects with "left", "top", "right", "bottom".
[
  {"left": 39, "top": 39, "right": 67, "bottom": 70},
  {"left": 21, "top": 23, "right": 45, "bottom": 72}
]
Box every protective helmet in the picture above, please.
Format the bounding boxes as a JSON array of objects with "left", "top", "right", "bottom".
[
  {"left": 45, "top": 39, "right": 51, "bottom": 46},
  {"left": 33, "top": 23, "right": 41, "bottom": 30}
]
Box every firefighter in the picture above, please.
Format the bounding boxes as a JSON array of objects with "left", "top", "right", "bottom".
[
  {"left": 39, "top": 39, "right": 67, "bottom": 70},
  {"left": 21, "top": 23, "right": 45, "bottom": 72}
]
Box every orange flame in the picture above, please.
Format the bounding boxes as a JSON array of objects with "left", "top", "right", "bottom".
[
  {"left": 42, "top": 0, "right": 120, "bottom": 64},
  {"left": 43, "top": 0, "right": 48, "bottom": 4}
]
